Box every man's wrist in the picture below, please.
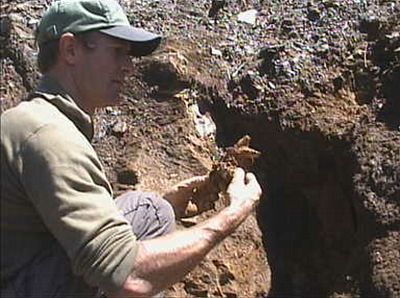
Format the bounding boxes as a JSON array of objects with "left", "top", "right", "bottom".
[{"left": 201, "top": 205, "right": 249, "bottom": 245}]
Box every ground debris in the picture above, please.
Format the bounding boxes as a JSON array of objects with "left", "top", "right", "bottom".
[{"left": 2, "top": 0, "right": 398, "bottom": 296}]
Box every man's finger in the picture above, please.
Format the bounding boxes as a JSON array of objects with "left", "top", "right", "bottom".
[
  {"left": 245, "top": 172, "right": 262, "bottom": 197},
  {"left": 245, "top": 172, "right": 257, "bottom": 185},
  {"left": 230, "top": 167, "right": 245, "bottom": 185}
]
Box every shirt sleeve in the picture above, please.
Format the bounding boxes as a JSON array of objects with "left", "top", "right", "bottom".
[{"left": 18, "top": 122, "right": 138, "bottom": 293}]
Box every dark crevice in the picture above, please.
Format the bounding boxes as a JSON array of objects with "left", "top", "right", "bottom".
[{"left": 201, "top": 95, "right": 365, "bottom": 297}]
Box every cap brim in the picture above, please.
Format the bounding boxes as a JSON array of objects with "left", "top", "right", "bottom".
[{"left": 100, "top": 26, "right": 161, "bottom": 57}]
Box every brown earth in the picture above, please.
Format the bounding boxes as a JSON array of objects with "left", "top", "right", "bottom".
[{"left": 1, "top": 0, "right": 399, "bottom": 297}]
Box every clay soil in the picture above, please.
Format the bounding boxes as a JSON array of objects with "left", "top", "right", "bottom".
[{"left": 1, "top": 0, "right": 399, "bottom": 297}]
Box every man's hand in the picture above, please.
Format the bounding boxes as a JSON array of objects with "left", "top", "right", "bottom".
[
  {"left": 163, "top": 175, "right": 211, "bottom": 216},
  {"left": 116, "top": 168, "right": 263, "bottom": 297},
  {"left": 225, "top": 168, "right": 262, "bottom": 213}
]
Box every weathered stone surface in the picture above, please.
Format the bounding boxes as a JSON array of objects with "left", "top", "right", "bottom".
[{"left": 1, "top": 0, "right": 399, "bottom": 297}]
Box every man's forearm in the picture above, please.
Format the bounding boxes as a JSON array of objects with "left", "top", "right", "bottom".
[{"left": 113, "top": 203, "right": 253, "bottom": 297}]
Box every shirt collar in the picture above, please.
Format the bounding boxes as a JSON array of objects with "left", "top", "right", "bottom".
[{"left": 30, "top": 76, "right": 94, "bottom": 141}]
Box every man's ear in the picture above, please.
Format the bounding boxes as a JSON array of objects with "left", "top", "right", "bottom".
[{"left": 58, "top": 33, "right": 79, "bottom": 65}]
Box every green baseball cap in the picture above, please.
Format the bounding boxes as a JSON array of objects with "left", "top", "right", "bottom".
[{"left": 37, "top": 0, "right": 161, "bottom": 56}]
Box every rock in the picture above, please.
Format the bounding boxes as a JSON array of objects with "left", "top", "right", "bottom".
[
  {"left": 237, "top": 9, "right": 257, "bottom": 25},
  {"left": 281, "top": 18, "right": 294, "bottom": 33},
  {"left": 332, "top": 75, "right": 345, "bottom": 91},
  {"left": 211, "top": 47, "right": 223, "bottom": 56},
  {"left": 3, "top": 0, "right": 399, "bottom": 297},
  {"left": 112, "top": 121, "right": 128, "bottom": 135},
  {"left": 116, "top": 167, "right": 138, "bottom": 185},
  {"left": 27, "top": 17, "right": 39, "bottom": 28},
  {"left": 0, "top": 16, "right": 11, "bottom": 38},
  {"left": 188, "top": 103, "right": 216, "bottom": 138},
  {"left": 307, "top": 7, "right": 321, "bottom": 22},
  {"left": 208, "top": 0, "right": 226, "bottom": 19},
  {"left": 359, "top": 15, "right": 381, "bottom": 40},
  {"left": 322, "top": 0, "right": 340, "bottom": 8}
]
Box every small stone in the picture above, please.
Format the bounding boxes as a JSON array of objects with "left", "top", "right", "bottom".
[
  {"left": 307, "top": 7, "right": 321, "bottom": 21},
  {"left": 359, "top": 16, "right": 380, "bottom": 39},
  {"left": 322, "top": 0, "right": 340, "bottom": 8},
  {"left": 0, "top": 16, "right": 11, "bottom": 38},
  {"left": 281, "top": 18, "right": 294, "bottom": 32},
  {"left": 237, "top": 9, "right": 257, "bottom": 25},
  {"left": 318, "top": 44, "right": 330, "bottom": 53},
  {"left": 112, "top": 121, "right": 128, "bottom": 135},
  {"left": 27, "top": 18, "right": 38, "bottom": 27},
  {"left": 385, "top": 32, "right": 399, "bottom": 39},
  {"left": 268, "top": 81, "right": 276, "bottom": 89},
  {"left": 333, "top": 75, "right": 344, "bottom": 91},
  {"left": 208, "top": 0, "right": 226, "bottom": 18},
  {"left": 211, "top": 47, "right": 223, "bottom": 56}
]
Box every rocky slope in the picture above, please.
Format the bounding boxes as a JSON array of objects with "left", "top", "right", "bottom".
[{"left": 1, "top": 0, "right": 399, "bottom": 297}]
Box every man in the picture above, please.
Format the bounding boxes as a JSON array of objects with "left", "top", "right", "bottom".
[{"left": 0, "top": 0, "right": 262, "bottom": 297}]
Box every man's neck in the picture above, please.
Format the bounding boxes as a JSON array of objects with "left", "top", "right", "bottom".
[{"left": 45, "top": 69, "right": 95, "bottom": 115}]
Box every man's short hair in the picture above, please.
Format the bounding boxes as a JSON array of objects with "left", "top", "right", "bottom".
[
  {"left": 36, "top": 36, "right": 58, "bottom": 74},
  {"left": 35, "top": 31, "right": 95, "bottom": 74}
]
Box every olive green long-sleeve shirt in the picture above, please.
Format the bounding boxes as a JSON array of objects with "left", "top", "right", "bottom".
[{"left": 1, "top": 76, "right": 138, "bottom": 292}]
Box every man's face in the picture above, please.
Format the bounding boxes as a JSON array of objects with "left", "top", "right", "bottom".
[{"left": 73, "top": 32, "right": 132, "bottom": 111}]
